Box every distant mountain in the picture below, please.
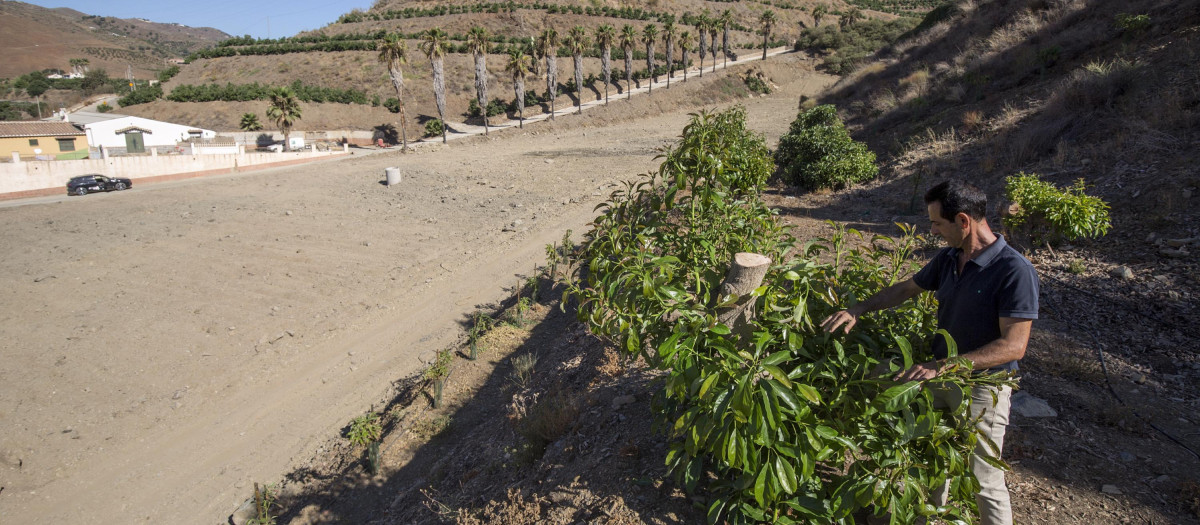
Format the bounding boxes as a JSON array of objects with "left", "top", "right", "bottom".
[{"left": 0, "top": 0, "right": 229, "bottom": 79}]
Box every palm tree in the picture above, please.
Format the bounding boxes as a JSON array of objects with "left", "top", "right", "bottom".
[
  {"left": 720, "top": 10, "right": 733, "bottom": 69},
  {"left": 840, "top": 8, "right": 863, "bottom": 29},
  {"left": 642, "top": 24, "right": 658, "bottom": 93},
  {"left": 660, "top": 17, "right": 676, "bottom": 88},
  {"left": 595, "top": 24, "right": 616, "bottom": 104},
  {"left": 377, "top": 33, "right": 410, "bottom": 149},
  {"left": 420, "top": 27, "right": 450, "bottom": 143},
  {"left": 536, "top": 27, "right": 560, "bottom": 119},
  {"left": 811, "top": 5, "right": 828, "bottom": 29},
  {"left": 504, "top": 48, "right": 532, "bottom": 128},
  {"left": 760, "top": 10, "right": 778, "bottom": 61},
  {"left": 678, "top": 31, "right": 693, "bottom": 82},
  {"left": 266, "top": 87, "right": 302, "bottom": 151},
  {"left": 696, "top": 12, "right": 709, "bottom": 78},
  {"left": 708, "top": 20, "right": 719, "bottom": 72},
  {"left": 466, "top": 26, "right": 491, "bottom": 133},
  {"left": 565, "top": 25, "right": 588, "bottom": 114},
  {"left": 239, "top": 112, "right": 262, "bottom": 131},
  {"left": 619, "top": 25, "right": 637, "bottom": 100}
]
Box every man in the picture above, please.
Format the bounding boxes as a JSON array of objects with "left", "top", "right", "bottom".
[{"left": 820, "top": 180, "right": 1039, "bottom": 525}]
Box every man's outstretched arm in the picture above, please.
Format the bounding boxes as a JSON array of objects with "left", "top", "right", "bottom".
[
  {"left": 820, "top": 277, "right": 925, "bottom": 334},
  {"left": 894, "top": 317, "right": 1033, "bottom": 381}
]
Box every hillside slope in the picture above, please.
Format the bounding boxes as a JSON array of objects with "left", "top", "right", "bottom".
[
  {"left": 0, "top": 0, "right": 228, "bottom": 78},
  {"left": 128, "top": 0, "right": 925, "bottom": 133},
  {"left": 249, "top": 1, "right": 1200, "bottom": 524}
]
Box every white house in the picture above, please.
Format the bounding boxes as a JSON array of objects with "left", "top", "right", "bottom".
[{"left": 63, "top": 112, "right": 216, "bottom": 155}]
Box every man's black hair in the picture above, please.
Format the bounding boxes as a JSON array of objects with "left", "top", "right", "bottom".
[{"left": 924, "top": 179, "right": 987, "bottom": 221}]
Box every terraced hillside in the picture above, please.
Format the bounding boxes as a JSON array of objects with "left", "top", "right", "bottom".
[{"left": 125, "top": 0, "right": 932, "bottom": 133}]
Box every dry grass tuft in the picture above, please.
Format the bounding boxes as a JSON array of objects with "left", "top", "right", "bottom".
[
  {"left": 1054, "top": 58, "right": 1142, "bottom": 114},
  {"left": 514, "top": 389, "right": 581, "bottom": 449},
  {"left": 898, "top": 69, "right": 931, "bottom": 99},
  {"left": 960, "top": 110, "right": 985, "bottom": 132}
]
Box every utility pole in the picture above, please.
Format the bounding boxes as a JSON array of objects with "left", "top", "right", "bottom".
[{"left": 127, "top": 64, "right": 135, "bottom": 92}]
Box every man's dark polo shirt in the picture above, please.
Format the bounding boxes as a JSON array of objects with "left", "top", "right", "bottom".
[{"left": 913, "top": 234, "right": 1039, "bottom": 371}]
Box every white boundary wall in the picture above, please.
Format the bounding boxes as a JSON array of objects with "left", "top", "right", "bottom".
[{"left": 0, "top": 146, "right": 345, "bottom": 195}]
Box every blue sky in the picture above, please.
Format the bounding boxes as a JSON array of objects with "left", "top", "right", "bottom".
[{"left": 26, "top": 0, "right": 374, "bottom": 40}]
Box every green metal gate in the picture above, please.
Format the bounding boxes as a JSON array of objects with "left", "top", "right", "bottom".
[{"left": 124, "top": 131, "right": 145, "bottom": 153}]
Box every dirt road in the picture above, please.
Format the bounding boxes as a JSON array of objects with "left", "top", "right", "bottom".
[{"left": 0, "top": 55, "right": 833, "bottom": 524}]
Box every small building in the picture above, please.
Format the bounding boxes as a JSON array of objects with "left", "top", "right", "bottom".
[
  {"left": 0, "top": 121, "right": 89, "bottom": 161},
  {"left": 66, "top": 112, "right": 216, "bottom": 155}
]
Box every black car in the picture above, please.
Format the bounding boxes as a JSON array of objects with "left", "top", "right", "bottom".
[{"left": 66, "top": 174, "right": 132, "bottom": 196}]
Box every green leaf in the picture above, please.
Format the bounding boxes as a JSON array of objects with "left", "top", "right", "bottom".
[
  {"left": 762, "top": 350, "right": 791, "bottom": 366},
  {"left": 709, "top": 323, "right": 732, "bottom": 335},
  {"left": 875, "top": 381, "right": 922, "bottom": 412},
  {"left": 936, "top": 328, "right": 958, "bottom": 357},
  {"left": 895, "top": 334, "right": 913, "bottom": 370},
  {"left": 794, "top": 383, "right": 822, "bottom": 404},
  {"left": 814, "top": 425, "right": 838, "bottom": 439},
  {"left": 657, "top": 332, "right": 683, "bottom": 360},
  {"left": 625, "top": 331, "right": 639, "bottom": 353},
  {"left": 753, "top": 463, "right": 769, "bottom": 507},
  {"left": 775, "top": 454, "right": 797, "bottom": 494},
  {"left": 762, "top": 365, "right": 790, "bottom": 387},
  {"left": 766, "top": 379, "right": 801, "bottom": 412},
  {"left": 706, "top": 497, "right": 728, "bottom": 525},
  {"left": 698, "top": 372, "right": 721, "bottom": 400}
]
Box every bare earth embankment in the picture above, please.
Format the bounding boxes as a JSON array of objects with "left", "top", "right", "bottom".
[{"left": 0, "top": 54, "right": 834, "bottom": 524}]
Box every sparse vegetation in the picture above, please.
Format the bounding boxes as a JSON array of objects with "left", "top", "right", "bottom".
[
  {"left": 1115, "top": 13, "right": 1151, "bottom": 35},
  {"left": 775, "top": 104, "right": 878, "bottom": 190},
  {"left": 513, "top": 389, "right": 580, "bottom": 457},
  {"left": 246, "top": 483, "right": 277, "bottom": 525},
  {"left": 795, "top": 18, "right": 919, "bottom": 75},
  {"left": 467, "top": 310, "right": 493, "bottom": 360},
  {"left": 424, "top": 349, "right": 454, "bottom": 408},
  {"left": 509, "top": 353, "right": 538, "bottom": 389}
]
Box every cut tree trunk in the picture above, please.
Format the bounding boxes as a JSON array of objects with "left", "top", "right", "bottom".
[{"left": 714, "top": 252, "right": 771, "bottom": 335}]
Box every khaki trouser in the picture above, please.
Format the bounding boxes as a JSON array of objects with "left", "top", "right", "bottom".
[{"left": 932, "top": 384, "right": 1014, "bottom": 525}]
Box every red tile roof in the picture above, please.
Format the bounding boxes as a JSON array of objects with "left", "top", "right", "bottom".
[{"left": 0, "top": 121, "right": 85, "bottom": 138}]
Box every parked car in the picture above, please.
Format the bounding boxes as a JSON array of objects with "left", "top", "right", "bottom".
[{"left": 66, "top": 174, "right": 132, "bottom": 196}]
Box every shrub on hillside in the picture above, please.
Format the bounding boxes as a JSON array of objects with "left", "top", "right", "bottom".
[
  {"left": 467, "top": 98, "right": 508, "bottom": 118},
  {"left": 775, "top": 104, "right": 878, "bottom": 190},
  {"left": 383, "top": 97, "right": 401, "bottom": 113},
  {"left": 117, "top": 84, "right": 163, "bottom": 107},
  {"left": 157, "top": 65, "right": 181, "bottom": 83},
  {"left": 1003, "top": 173, "right": 1111, "bottom": 246},
  {"left": 423, "top": 118, "right": 444, "bottom": 138},
  {"left": 794, "top": 18, "right": 918, "bottom": 75}
]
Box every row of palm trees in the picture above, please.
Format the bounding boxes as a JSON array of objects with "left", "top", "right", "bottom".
[{"left": 375, "top": 10, "right": 781, "bottom": 148}]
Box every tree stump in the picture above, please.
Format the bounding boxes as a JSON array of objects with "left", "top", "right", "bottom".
[{"left": 714, "top": 252, "right": 771, "bottom": 336}]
